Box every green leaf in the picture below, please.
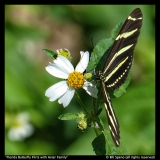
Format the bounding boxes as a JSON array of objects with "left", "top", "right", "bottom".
[
  {"left": 86, "top": 38, "right": 114, "bottom": 73},
  {"left": 92, "top": 133, "right": 106, "bottom": 155},
  {"left": 103, "top": 129, "right": 127, "bottom": 155},
  {"left": 58, "top": 113, "right": 77, "bottom": 120},
  {"left": 43, "top": 49, "right": 57, "bottom": 60},
  {"left": 86, "top": 21, "right": 124, "bottom": 73},
  {"left": 110, "top": 21, "right": 124, "bottom": 39}
]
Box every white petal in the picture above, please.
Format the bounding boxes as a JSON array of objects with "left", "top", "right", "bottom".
[
  {"left": 54, "top": 55, "right": 74, "bottom": 73},
  {"left": 22, "top": 124, "right": 34, "bottom": 137},
  {"left": 8, "top": 128, "right": 21, "bottom": 141},
  {"left": 45, "top": 81, "right": 69, "bottom": 101},
  {"left": 58, "top": 88, "right": 75, "bottom": 107},
  {"left": 56, "top": 49, "right": 60, "bottom": 54},
  {"left": 17, "top": 127, "right": 27, "bottom": 137},
  {"left": 16, "top": 112, "right": 30, "bottom": 122},
  {"left": 83, "top": 81, "right": 98, "bottom": 98},
  {"left": 46, "top": 64, "right": 69, "bottom": 79},
  {"left": 75, "top": 51, "right": 89, "bottom": 73}
]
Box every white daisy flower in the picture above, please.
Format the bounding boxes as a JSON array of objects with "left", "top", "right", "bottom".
[
  {"left": 8, "top": 112, "right": 34, "bottom": 141},
  {"left": 45, "top": 51, "right": 98, "bottom": 107}
]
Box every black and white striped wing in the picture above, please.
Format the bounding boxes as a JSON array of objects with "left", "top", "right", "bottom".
[
  {"left": 103, "top": 8, "right": 143, "bottom": 90},
  {"left": 102, "top": 82, "right": 120, "bottom": 146},
  {"left": 100, "top": 8, "right": 143, "bottom": 147}
]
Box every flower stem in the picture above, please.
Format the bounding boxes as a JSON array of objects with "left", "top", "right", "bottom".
[
  {"left": 92, "top": 97, "right": 97, "bottom": 114},
  {"left": 75, "top": 91, "right": 89, "bottom": 114}
]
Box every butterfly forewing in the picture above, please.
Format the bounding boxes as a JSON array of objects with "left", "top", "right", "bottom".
[
  {"left": 103, "top": 8, "right": 143, "bottom": 90},
  {"left": 98, "top": 8, "right": 143, "bottom": 147}
]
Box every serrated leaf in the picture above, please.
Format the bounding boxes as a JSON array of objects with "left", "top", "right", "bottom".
[
  {"left": 110, "top": 21, "right": 124, "bottom": 39},
  {"left": 92, "top": 133, "right": 106, "bottom": 155},
  {"left": 86, "top": 21, "right": 124, "bottom": 73},
  {"left": 86, "top": 38, "right": 114, "bottom": 73},
  {"left": 103, "top": 129, "right": 127, "bottom": 155},
  {"left": 58, "top": 113, "right": 77, "bottom": 120},
  {"left": 43, "top": 49, "right": 57, "bottom": 60}
]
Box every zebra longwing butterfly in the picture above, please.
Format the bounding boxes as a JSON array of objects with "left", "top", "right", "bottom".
[{"left": 96, "top": 8, "right": 143, "bottom": 147}]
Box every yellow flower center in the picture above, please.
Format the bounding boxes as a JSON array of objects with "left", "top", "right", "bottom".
[
  {"left": 58, "top": 48, "right": 71, "bottom": 59},
  {"left": 67, "top": 71, "right": 85, "bottom": 89}
]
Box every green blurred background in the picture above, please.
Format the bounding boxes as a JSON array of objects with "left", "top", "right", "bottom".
[{"left": 5, "top": 5, "right": 155, "bottom": 155}]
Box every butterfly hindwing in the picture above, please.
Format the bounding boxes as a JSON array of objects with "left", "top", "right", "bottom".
[{"left": 102, "top": 82, "right": 120, "bottom": 146}]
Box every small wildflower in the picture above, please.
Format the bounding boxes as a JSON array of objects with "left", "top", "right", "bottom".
[
  {"left": 77, "top": 119, "right": 87, "bottom": 131},
  {"left": 8, "top": 112, "right": 34, "bottom": 141},
  {"left": 77, "top": 111, "right": 86, "bottom": 119},
  {"left": 56, "top": 48, "right": 72, "bottom": 61},
  {"left": 45, "top": 51, "right": 98, "bottom": 107}
]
